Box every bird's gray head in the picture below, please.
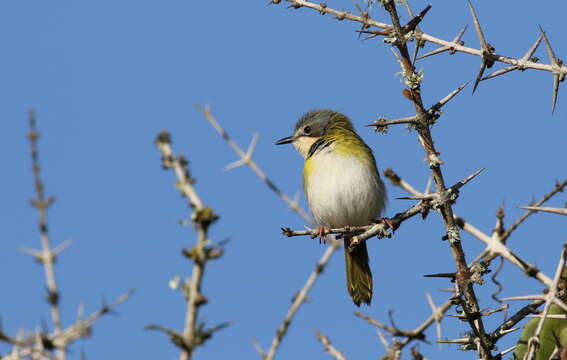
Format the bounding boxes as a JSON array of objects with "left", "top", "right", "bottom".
[
  {"left": 293, "top": 109, "right": 336, "bottom": 138},
  {"left": 275, "top": 109, "right": 339, "bottom": 158}
]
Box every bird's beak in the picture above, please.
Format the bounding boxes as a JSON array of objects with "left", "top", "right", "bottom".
[{"left": 275, "top": 135, "right": 295, "bottom": 145}]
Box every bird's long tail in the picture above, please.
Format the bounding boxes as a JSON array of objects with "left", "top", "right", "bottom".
[{"left": 344, "top": 237, "right": 373, "bottom": 306}]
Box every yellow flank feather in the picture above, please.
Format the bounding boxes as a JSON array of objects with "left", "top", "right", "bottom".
[{"left": 303, "top": 156, "right": 313, "bottom": 192}]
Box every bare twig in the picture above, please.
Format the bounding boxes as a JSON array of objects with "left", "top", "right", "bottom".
[
  {"left": 315, "top": 329, "right": 348, "bottom": 360},
  {"left": 426, "top": 293, "right": 443, "bottom": 344},
  {"left": 264, "top": 240, "right": 340, "bottom": 360},
  {"left": 27, "top": 110, "right": 66, "bottom": 360},
  {"left": 155, "top": 131, "right": 226, "bottom": 360},
  {"left": 501, "top": 180, "right": 567, "bottom": 242},
  {"left": 54, "top": 290, "right": 134, "bottom": 347},
  {"left": 356, "top": 298, "right": 452, "bottom": 351},
  {"left": 198, "top": 105, "right": 311, "bottom": 222},
  {"left": 417, "top": 25, "right": 467, "bottom": 60},
  {"left": 355, "top": 312, "right": 425, "bottom": 342},
  {"left": 367, "top": 116, "right": 418, "bottom": 132}
]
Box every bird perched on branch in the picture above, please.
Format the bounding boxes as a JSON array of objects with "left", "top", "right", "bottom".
[{"left": 276, "top": 109, "right": 387, "bottom": 306}]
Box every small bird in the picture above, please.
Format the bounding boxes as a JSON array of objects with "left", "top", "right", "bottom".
[{"left": 276, "top": 109, "right": 387, "bottom": 306}]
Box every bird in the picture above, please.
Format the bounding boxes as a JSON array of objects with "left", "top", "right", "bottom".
[{"left": 276, "top": 109, "right": 387, "bottom": 306}]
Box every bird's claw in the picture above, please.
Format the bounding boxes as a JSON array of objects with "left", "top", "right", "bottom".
[
  {"left": 379, "top": 217, "right": 395, "bottom": 232},
  {"left": 316, "top": 226, "right": 330, "bottom": 244}
]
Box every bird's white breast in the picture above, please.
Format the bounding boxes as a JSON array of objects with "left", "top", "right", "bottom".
[{"left": 305, "top": 148, "right": 386, "bottom": 227}]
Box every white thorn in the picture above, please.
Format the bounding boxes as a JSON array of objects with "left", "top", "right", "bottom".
[
  {"left": 18, "top": 246, "right": 42, "bottom": 257},
  {"left": 225, "top": 133, "right": 259, "bottom": 171},
  {"left": 53, "top": 238, "right": 74, "bottom": 255},
  {"left": 289, "top": 191, "right": 301, "bottom": 211},
  {"left": 426, "top": 292, "right": 443, "bottom": 345},
  {"left": 77, "top": 302, "right": 85, "bottom": 320}
]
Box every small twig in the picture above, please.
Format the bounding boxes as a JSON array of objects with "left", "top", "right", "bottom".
[
  {"left": 417, "top": 25, "right": 467, "bottom": 60},
  {"left": 54, "top": 290, "right": 134, "bottom": 347},
  {"left": 314, "top": 329, "right": 348, "bottom": 360},
  {"left": 155, "top": 131, "right": 225, "bottom": 360},
  {"left": 198, "top": 105, "right": 311, "bottom": 222},
  {"left": 355, "top": 312, "right": 412, "bottom": 339},
  {"left": 356, "top": 297, "right": 453, "bottom": 349},
  {"left": 359, "top": 297, "right": 449, "bottom": 358},
  {"left": 526, "top": 314, "right": 567, "bottom": 319},
  {"left": 264, "top": 240, "right": 340, "bottom": 360},
  {"left": 501, "top": 179, "right": 567, "bottom": 242},
  {"left": 367, "top": 116, "right": 418, "bottom": 132},
  {"left": 27, "top": 110, "right": 66, "bottom": 360},
  {"left": 251, "top": 338, "right": 267, "bottom": 359},
  {"left": 425, "top": 293, "right": 443, "bottom": 344}
]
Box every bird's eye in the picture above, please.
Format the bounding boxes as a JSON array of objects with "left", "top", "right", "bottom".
[{"left": 303, "top": 126, "right": 312, "bottom": 135}]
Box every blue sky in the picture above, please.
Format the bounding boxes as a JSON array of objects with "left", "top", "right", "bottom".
[{"left": 1, "top": 1, "right": 566, "bottom": 359}]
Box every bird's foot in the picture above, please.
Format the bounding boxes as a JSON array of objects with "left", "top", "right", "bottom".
[
  {"left": 316, "top": 226, "right": 330, "bottom": 244},
  {"left": 378, "top": 217, "right": 395, "bottom": 232}
]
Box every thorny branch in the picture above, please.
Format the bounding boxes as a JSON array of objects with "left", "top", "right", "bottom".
[
  {"left": 274, "top": 0, "right": 566, "bottom": 111},
  {"left": 154, "top": 131, "right": 226, "bottom": 360},
  {"left": 386, "top": 169, "right": 562, "bottom": 287},
  {"left": 383, "top": 3, "right": 492, "bottom": 355},
  {"left": 353, "top": 296, "right": 453, "bottom": 359},
  {"left": 385, "top": 169, "right": 567, "bottom": 351},
  {"left": 269, "top": 1, "right": 566, "bottom": 359}
]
